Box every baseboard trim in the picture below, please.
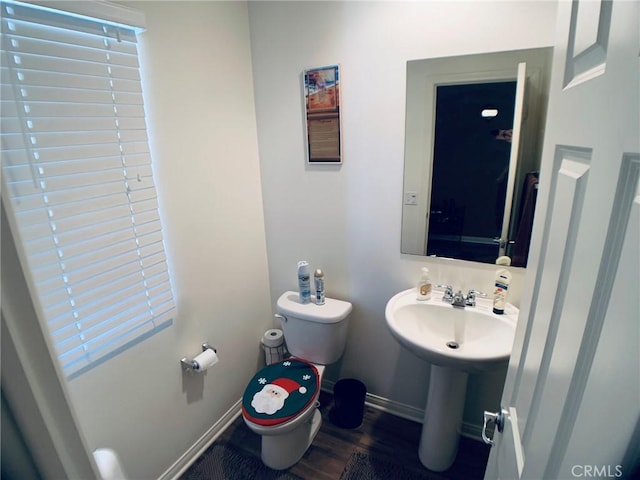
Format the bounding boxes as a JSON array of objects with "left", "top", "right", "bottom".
[
  {"left": 159, "top": 400, "right": 242, "bottom": 480},
  {"left": 460, "top": 423, "right": 485, "bottom": 441},
  {"left": 164, "top": 381, "right": 485, "bottom": 479},
  {"left": 321, "top": 379, "right": 484, "bottom": 442}
]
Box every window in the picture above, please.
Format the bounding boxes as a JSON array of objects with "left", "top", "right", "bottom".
[{"left": 1, "top": 1, "right": 175, "bottom": 378}]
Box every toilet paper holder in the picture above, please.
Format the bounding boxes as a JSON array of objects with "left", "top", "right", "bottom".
[{"left": 181, "top": 343, "right": 216, "bottom": 373}]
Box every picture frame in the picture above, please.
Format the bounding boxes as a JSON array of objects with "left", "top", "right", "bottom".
[{"left": 303, "top": 65, "right": 342, "bottom": 164}]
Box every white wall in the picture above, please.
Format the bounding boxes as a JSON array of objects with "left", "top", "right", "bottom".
[
  {"left": 63, "top": 2, "right": 273, "bottom": 479},
  {"left": 249, "top": 1, "right": 557, "bottom": 425}
]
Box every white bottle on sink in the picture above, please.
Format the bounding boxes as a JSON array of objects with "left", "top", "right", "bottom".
[{"left": 492, "top": 268, "right": 512, "bottom": 314}]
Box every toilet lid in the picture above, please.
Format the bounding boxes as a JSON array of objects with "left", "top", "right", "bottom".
[{"left": 242, "top": 358, "right": 319, "bottom": 427}]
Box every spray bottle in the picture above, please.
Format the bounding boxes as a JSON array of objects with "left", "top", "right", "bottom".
[
  {"left": 314, "top": 269, "right": 325, "bottom": 305},
  {"left": 297, "top": 261, "right": 311, "bottom": 304}
]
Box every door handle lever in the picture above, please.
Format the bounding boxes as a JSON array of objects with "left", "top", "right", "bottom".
[{"left": 482, "top": 408, "right": 506, "bottom": 445}]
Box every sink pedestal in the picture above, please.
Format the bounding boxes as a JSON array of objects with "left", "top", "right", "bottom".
[
  {"left": 385, "top": 288, "right": 518, "bottom": 471},
  {"left": 419, "top": 365, "right": 468, "bottom": 472}
]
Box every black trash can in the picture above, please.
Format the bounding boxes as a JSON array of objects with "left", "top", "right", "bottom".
[{"left": 330, "top": 378, "right": 367, "bottom": 429}]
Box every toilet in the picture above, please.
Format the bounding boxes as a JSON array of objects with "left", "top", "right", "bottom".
[{"left": 241, "top": 291, "right": 352, "bottom": 470}]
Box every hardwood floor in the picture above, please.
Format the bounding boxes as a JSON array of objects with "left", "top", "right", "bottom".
[{"left": 211, "top": 390, "right": 490, "bottom": 479}]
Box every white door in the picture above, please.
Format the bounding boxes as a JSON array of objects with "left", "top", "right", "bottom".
[
  {"left": 485, "top": 1, "right": 639, "bottom": 479},
  {"left": 499, "top": 62, "right": 526, "bottom": 258}
]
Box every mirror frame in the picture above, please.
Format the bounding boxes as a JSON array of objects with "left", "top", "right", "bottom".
[{"left": 401, "top": 47, "right": 553, "bottom": 265}]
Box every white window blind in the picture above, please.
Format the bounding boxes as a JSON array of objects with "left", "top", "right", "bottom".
[{"left": 1, "top": 1, "right": 175, "bottom": 378}]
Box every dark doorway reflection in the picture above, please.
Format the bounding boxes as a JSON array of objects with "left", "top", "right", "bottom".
[{"left": 427, "top": 81, "right": 517, "bottom": 263}]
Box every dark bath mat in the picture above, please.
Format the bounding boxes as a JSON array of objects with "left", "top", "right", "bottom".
[
  {"left": 182, "top": 443, "right": 302, "bottom": 480},
  {"left": 340, "top": 451, "right": 434, "bottom": 480}
]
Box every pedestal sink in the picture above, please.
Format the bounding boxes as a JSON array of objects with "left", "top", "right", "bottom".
[{"left": 385, "top": 288, "right": 518, "bottom": 472}]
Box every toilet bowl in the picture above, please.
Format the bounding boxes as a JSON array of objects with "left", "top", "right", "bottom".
[
  {"left": 241, "top": 291, "right": 352, "bottom": 470},
  {"left": 242, "top": 359, "right": 325, "bottom": 469}
]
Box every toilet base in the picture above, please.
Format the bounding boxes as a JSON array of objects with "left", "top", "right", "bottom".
[{"left": 261, "top": 408, "right": 322, "bottom": 470}]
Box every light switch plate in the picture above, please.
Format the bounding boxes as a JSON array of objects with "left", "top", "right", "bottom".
[{"left": 404, "top": 192, "right": 418, "bottom": 205}]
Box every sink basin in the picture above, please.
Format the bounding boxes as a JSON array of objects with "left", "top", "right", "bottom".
[
  {"left": 385, "top": 287, "right": 519, "bottom": 471},
  {"left": 385, "top": 288, "right": 518, "bottom": 373}
]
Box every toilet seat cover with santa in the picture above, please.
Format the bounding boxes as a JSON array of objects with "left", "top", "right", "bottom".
[{"left": 242, "top": 358, "right": 319, "bottom": 426}]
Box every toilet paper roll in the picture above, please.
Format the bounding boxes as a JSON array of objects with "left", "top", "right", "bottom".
[
  {"left": 193, "top": 349, "right": 219, "bottom": 371},
  {"left": 262, "top": 329, "right": 284, "bottom": 347}
]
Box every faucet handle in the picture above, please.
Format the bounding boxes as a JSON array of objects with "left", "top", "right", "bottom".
[
  {"left": 467, "top": 289, "right": 487, "bottom": 297},
  {"left": 466, "top": 289, "right": 487, "bottom": 306},
  {"left": 436, "top": 284, "right": 453, "bottom": 301}
]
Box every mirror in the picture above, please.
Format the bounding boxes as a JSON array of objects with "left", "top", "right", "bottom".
[{"left": 401, "top": 48, "right": 552, "bottom": 266}]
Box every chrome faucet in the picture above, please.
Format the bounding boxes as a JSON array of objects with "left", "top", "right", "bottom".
[
  {"left": 451, "top": 290, "right": 467, "bottom": 308},
  {"left": 437, "top": 285, "right": 486, "bottom": 308},
  {"left": 465, "top": 289, "right": 487, "bottom": 307},
  {"left": 437, "top": 284, "right": 454, "bottom": 303}
]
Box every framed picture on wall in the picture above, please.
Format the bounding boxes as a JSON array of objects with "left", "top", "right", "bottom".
[{"left": 303, "top": 65, "right": 342, "bottom": 164}]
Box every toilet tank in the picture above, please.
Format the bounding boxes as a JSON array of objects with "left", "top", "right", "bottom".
[{"left": 276, "top": 291, "right": 352, "bottom": 365}]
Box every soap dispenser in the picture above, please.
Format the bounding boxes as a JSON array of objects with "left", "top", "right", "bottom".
[{"left": 416, "top": 267, "right": 432, "bottom": 301}]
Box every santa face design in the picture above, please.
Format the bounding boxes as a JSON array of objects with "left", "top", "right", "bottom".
[{"left": 251, "top": 385, "right": 289, "bottom": 415}]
